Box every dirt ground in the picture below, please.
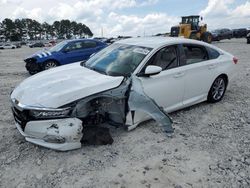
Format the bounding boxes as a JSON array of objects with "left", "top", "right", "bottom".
[{"left": 0, "top": 39, "right": 249, "bottom": 188}]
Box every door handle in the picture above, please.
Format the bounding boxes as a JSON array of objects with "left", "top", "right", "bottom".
[
  {"left": 208, "top": 64, "right": 217, "bottom": 69},
  {"left": 174, "top": 72, "right": 185, "bottom": 78}
]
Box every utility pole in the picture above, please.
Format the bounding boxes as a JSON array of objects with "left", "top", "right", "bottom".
[{"left": 101, "top": 27, "right": 103, "bottom": 37}]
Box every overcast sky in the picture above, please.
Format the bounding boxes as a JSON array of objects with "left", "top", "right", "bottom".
[{"left": 0, "top": 0, "right": 250, "bottom": 37}]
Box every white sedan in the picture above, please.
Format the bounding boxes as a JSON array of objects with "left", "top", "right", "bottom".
[
  {"left": 0, "top": 43, "right": 17, "bottom": 49},
  {"left": 10, "top": 37, "right": 237, "bottom": 151}
]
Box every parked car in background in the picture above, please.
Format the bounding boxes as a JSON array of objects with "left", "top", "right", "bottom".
[
  {"left": 0, "top": 43, "right": 17, "bottom": 49},
  {"left": 44, "top": 42, "right": 53, "bottom": 47},
  {"left": 15, "top": 43, "right": 22, "bottom": 48},
  {"left": 211, "top": 29, "right": 233, "bottom": 41},
  {"left": 24, "top": 39, "right": 107, "bottom": 74},
  {"left": 29, "top": 42, "right": 45, "bottom": 48},
  {"left": 11, "top": 37, "right": 237, "bottom": 151},
  {"left": 49, "top": 40, "right": 56, "bottom": 46},
  {"left": 233, "top": 28, "right": 247, "bottom": 38},
  {"left": 247, "top": 33, "right": 250, "bottom": 44}
]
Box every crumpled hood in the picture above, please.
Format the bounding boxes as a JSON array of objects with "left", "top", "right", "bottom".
[{"left": 11, "top": 63, "right": 124, "bottom": 108}]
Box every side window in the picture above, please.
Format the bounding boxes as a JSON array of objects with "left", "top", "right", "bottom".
[
  {"left": 65, "top": 41, "right": 84, "bottom": 51},
  {"left": 148, "top": 46, "right": 178, "bottom": 71},
  {"left": 183, "top": 44, "right": 208, "bottom": 64},
  {"left": 207, "top": 47, "right": 220, "bottom": 59},
  {"left": 82, "top": 41, "right": 97, "bottom": 49}
]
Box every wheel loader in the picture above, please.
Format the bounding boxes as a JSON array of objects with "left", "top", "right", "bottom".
[{"left": 170, "top": 15, "right": 212, "bottom": 43}]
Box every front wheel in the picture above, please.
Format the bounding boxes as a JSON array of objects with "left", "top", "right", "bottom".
[
  {"left": 207, "top": 76, "right": 227, "bottom": 103},
  {"left": 189, "top": 33, "right": 197, "bottom": 40},
  {"left": 43, "top": 60, "right": 58, "bottom": 70}
]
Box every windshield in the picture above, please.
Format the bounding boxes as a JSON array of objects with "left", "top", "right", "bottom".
[
  {"left": 84, "top": 43, "right": 152, "bottom": 76},
  {"left": 49, "top": 41, "right": 68, "bottom": 52}
]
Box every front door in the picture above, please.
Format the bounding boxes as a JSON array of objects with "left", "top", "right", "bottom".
[
  {"left": 62, "top": 41, "right": 98, "bottom": 64},
  {"left": 138, "top": 45, "right": 185, "bottom": 113}
]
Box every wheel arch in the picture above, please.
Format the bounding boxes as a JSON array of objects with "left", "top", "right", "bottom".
[{"left": 218, "top": 73, "right": 229, "bottom": 87}]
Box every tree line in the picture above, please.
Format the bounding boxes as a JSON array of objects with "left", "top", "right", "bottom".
[{"left": 0, "top": 18, "right": 93, "bottom": 41}]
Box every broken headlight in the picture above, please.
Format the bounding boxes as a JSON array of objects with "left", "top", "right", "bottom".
[{"left": 29, "top": 108, "right": 71, "bottom": 119}]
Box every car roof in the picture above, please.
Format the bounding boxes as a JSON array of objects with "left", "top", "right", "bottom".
[
  {"left": 67, "top": 38, "right": 102, "bottom": 43},
  {"left": 116, "top": 37, "right": 208, "bottom": 49}
]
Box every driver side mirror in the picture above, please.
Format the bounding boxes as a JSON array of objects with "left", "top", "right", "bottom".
[
  {"left": 139, "top": 65, "right": 162, "bottom": 77},
  {"left": 63, "top": 48, "right": 70, "bottom": 53}
]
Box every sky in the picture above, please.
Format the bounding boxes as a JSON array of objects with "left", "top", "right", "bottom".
[{"left": 0, "top": 0, "right": 250, "bottom": 37}]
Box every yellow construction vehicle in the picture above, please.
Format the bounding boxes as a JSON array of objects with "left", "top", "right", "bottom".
[{"left": 170, "top": 15, "right": 212, "bottom": 43}]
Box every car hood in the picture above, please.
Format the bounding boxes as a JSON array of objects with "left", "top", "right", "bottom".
[
  {"left": 11, "top": 63, "right": 124, "bottom": 108},
  {"left": 26, "top": 50, "right": 55, "bottom": 60}
]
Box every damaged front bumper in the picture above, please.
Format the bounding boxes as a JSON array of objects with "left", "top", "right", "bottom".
[
  {"left": 24, "top": 58, "right": 42, "bottom": 73},
  {"left": 15, "top": 118, "right": 83, "bottom": 151}
]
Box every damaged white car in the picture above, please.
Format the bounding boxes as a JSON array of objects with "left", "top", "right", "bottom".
[{"left": 10, "top": 37, "right": 237, "bottom": 151}]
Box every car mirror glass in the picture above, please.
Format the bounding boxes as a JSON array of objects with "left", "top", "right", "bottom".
[{"left": 63, "top": 48, "right": 70, "bottom": 53}]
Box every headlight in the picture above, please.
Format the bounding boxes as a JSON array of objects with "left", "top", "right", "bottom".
[{"left": 30, "top": 108, "right": 71, "bottom": 119}]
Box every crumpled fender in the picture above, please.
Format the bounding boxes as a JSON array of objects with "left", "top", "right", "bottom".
[{"left": 126, "top": 76, "right": 174, "bottom": 133}]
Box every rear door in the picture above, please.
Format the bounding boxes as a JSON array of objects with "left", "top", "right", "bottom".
[
  {"left": 180, "top": 43, "right": 219, "bottom": 107},
  {"left": 138, "top": 45, "right": 186, "bottom": 112}
]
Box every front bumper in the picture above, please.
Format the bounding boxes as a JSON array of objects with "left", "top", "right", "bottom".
[
  {"left": 14, "top": 118, "right": 83, "bottom": 151},
  {"left": 24, "top": 58, "right": 42, "bottom": 73}
]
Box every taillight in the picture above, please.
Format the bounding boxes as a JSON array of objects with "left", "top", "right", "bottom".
[{"left": 233, "top": 57, "right": 238, "bottom": 64}]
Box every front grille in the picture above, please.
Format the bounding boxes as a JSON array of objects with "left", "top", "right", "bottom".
[
  {"left": 25, "top": 61, "right": 41, "bottom": 72},
  {"left": 12, "top": 107, "right": 29, "bottom": 131}
]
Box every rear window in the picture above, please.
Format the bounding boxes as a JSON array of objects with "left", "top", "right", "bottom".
[{"left": 207, "top": 47, "right": 220, "bottom": 59}]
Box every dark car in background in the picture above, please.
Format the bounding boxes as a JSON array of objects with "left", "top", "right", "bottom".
[
  {"left": 247, "top": 33, "right": 250, "bottom": 44},
  {"left": 233, "top": 28, "right": 247, "bottom": 38},
  {"left": 29, "top": 42, "right": 45, "bottom": 48},
  {"left": 24, "top": 39, "right": 107, "bottom": 74},
  {"left": 211, "top": 28, "right": 233, "bottom": 41},
  {"left": 15, "top": 43, "right": 22, "bottom": 48}
]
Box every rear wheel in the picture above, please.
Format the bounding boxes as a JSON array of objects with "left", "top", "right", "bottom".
[
  {"left": 43, "top": 60, "right": 58, "bottom": 70},
  {"left": 207, "top": 76, "right": 227, "bottom": 103},
  {"left": 201, "top": 32, "right": 212, "bottom": 43}
]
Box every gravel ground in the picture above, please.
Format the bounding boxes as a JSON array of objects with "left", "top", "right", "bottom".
[{"left": 0, "top": 39, "right": 249, "bottom": 188}]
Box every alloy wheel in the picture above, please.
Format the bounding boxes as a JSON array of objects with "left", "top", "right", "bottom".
[
  {"left": 44, "top": 61, "right": 57, "bottom": 70},
  {"left": 211, "top": 77, "right": 226, "bottom": 100}
]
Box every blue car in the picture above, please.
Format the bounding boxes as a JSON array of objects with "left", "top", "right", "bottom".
[{"left": 24, "top": 39, "right": 107, "bottom": 74}]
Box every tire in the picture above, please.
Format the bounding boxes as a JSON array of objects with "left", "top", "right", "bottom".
[
  {"left": 28, "top": 70, "right": 38, "bottom": 75},
  {"left": 201, "top": 32, "right": 212, "bottom": 43},
  {"left": 207, "top": 76, "right": 227, "bottom": 103},
  {"left": 43, "top": 60, "right": 58, "bottom": 70}
]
